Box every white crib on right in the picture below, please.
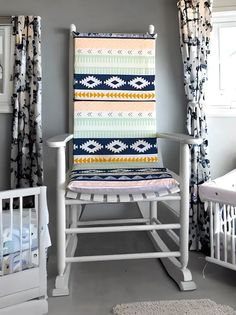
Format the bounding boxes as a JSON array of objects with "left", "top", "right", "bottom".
[{"left": 199, "top": 169, "right": 236, "bottom": 271}]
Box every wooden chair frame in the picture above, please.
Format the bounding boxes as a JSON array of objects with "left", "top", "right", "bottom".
[{"left": 47, "top": 24, "right": 202, "bottom": 296}]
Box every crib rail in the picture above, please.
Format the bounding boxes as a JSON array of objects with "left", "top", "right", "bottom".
[
  {"left": 0, "top": 187, "right": 45, "bottom": 276},
  {"left": 205, "top": 201, "right": 236, "bottom": 271}
]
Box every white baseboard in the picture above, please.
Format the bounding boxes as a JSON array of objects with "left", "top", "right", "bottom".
[{"left": 0, "top": 300, "right": 48, "bottom": 315}]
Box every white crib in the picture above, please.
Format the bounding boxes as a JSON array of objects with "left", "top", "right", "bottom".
[
  {"left": 0, "top": 186, "right": 49, "bottom": 314},
  {"left": 199, "top": 169, "right": 236, "bottom": 271}
]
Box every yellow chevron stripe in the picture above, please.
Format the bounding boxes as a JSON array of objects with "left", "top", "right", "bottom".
[
  {"left": 73, "top": 156, "right": 158, "bottom": 164},
  {"left": 74, "top": 92, "right": 155, "bottom": 99}
]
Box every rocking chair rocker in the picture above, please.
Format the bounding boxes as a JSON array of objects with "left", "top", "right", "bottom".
[{"left": 47, "top": 24, "right": 201, "bottom": 296}]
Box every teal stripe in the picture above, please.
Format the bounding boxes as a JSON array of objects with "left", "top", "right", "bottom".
[
  {"left": 74, "top": 66, "right": 155, "bottom": 75},
  {"left": 74, "top": 55, "right": 155, "bottom": 72},
  {"left": 75, "top": 54, "right": 155, "bottom": 64},
  {"left": 73, "top": 130, "right": 156, "bottom": 138},
  {"left": 74, "top": 118, "right": 156, "bottom": 129}
]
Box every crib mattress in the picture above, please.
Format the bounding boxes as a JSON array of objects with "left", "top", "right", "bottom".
[
  {"left": 2, "top": 209, "right": 38, "bottom": 256},
  {"left": 199, "top": 169, "right": 236, "bottom": 206},
  {"left": 0, "top": 209, "right": 47, "bottom": 276}
]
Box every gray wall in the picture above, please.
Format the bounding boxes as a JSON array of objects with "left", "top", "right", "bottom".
[
  {"left": 0, "top": 0, "right": 189, "bottom": 247},
  {"left": 0, "top": 115, "right": 11, "bottom": 190}
]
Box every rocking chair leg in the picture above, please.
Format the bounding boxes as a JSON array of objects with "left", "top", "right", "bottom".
[
  {"left": 53, "top": 204, "right": 80, "bottom": 296},
  {"left": 53, "top": 195, "right": 69, "bottom": 296},
  {"left": 53, "top": 191, "right": 69, "bottom": 296},
  {"left": 179, "top": 143, "right": 190, "bottom": 271},
  {"left": 158, "top": 143, "right": 196, "bottom": 291},
  {"left": 144, "top": 144, "right": 196, "bottom": 291},
  {"left": 176, "top": 143, "right": 196, "bottom": 290},
  {"left": 52, "top": 229, "right": 78, "bottom": 297},
  {"left": 53, "top": 147, "right": 70, "bottom": 296},
  {"left": 53, "top": 267, "right": 70, "bottom": 297}
]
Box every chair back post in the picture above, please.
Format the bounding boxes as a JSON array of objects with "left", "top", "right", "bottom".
[
  {"left": 148, "top": 24, "right": 158, "bottom": 38},
  {"left": 69, "top": 24, "right": 76, "bottom": 134},
  {"left": 69, "top": 24, "right": 76, "bottom": 168}
]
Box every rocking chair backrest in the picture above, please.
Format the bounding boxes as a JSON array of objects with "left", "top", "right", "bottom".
[{"left": 73, "top": 32, "right": 158, "bottom": 166}]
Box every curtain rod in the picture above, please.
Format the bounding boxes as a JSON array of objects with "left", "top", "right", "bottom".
[{"left": 70, "top": 23, "right": 158, "bottom": 38}]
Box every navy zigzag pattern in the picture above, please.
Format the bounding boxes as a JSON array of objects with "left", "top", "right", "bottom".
[
  {"left": 74, "top": 74, "right": 155, "bottom": 91},
  {"left": 73, "top": 138, "right": 158, "bottom": 156}
]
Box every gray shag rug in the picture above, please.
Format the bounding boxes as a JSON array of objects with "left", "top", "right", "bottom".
[{"left": 112, "top": 299, "right": 236, "bottom": 315}]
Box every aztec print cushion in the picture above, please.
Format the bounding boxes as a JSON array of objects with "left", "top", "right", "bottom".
[
  {"left": 68, "top": 32, "right": 179, "bottom": 194},
  {"left": 73, "top": 32, "right": 158, "bottom": 165},
  {"left": 67, "top": 166, "right": 180, "bottom": 194}
]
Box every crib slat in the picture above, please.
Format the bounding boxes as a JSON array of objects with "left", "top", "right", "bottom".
[
  {"left": 9, "top": 198, "right": 14, "bottom": 274},
  {"left": 29, "top": 208, "right": 32, "bottom": 266},
  {"left": 232, "top": 206, "right": 235, "bottom": 265},
  {"left": 10, "top": 198, "right": 13, "bottom": 245},
  {"left": 223, "top": 205, "right": 227, "bottom": 262},
  {"left": 19, "top": 196, "right": 23, "bottom": 272},
  {"left": 227, "top": 205, "right": 231, "bottom": 263},
  {"left": 0, "top": 199, "right": 3, "bottom": 276},
  {"left": 210, "top": 202, "right": 214, "bottom": 258},
  {"left": 215, "top": 203, "right": 220, "bottom": 260},
  {"left": 35, "top": 194, "right": 39, "bottom": 267}
]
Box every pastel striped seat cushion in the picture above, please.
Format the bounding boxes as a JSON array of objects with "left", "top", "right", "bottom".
[{"left": 68, "top": 166, "right": 179, "bottom": 194}]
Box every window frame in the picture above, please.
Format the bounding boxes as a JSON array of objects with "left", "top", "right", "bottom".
[
  {"left": 0, "top": 23, "right": 13, "bottom": 114},
  {"left": 206, "top": 10, "right": 236, "bottom": 117}
]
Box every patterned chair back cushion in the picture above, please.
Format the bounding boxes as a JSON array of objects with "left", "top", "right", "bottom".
[{"left": 73, "top": 32, "right": 158, "bottom": 165}]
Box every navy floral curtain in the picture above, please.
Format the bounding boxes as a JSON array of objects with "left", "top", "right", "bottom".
[
  {"left": 11, "top": 16, "right": 43, "bottom": 188},
  {"left": 177, "top": 0, "right": 213, "bottom": 251}
]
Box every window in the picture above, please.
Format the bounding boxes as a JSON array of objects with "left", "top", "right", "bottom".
[
  {"left": 0, "top": 24, "right": 12, "bottom": 113},
  {"left": 206, "top": 11, "right": 236, "bottom": 116}
]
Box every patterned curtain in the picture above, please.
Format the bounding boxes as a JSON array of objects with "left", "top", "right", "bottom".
[
  {"left": 11, "top": 16, "right": 43, "bottom": 188},
  {"left": 177, "top": 0, "right": 213, "bottom": 251}
]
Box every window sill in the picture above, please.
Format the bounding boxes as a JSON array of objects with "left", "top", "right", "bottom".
[{"left": 206, "top": 106, "right": 236, "bottom": 117}]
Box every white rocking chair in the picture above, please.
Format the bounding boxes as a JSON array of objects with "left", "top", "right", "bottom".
[{"left": 47, "top": 24, "right": 201, "bottom": 296}]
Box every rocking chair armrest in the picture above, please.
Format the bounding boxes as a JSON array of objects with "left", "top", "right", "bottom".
[
  {"left": 156, "top": 132, "right": 203, "bottom": 145},
  {"left": 47, "top": 133, "right": 73, "bottom": 148}
]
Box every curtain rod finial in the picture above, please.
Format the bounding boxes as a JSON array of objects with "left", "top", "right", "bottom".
[
  {"left": 148, "top": 24, "right": 157, "bottom": 38},
  {"left": 148, "top": 24, "right": 154, "bottom": 34},
  {"left": 70, "top": 24, "right": 76, "bottom": 33}
]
